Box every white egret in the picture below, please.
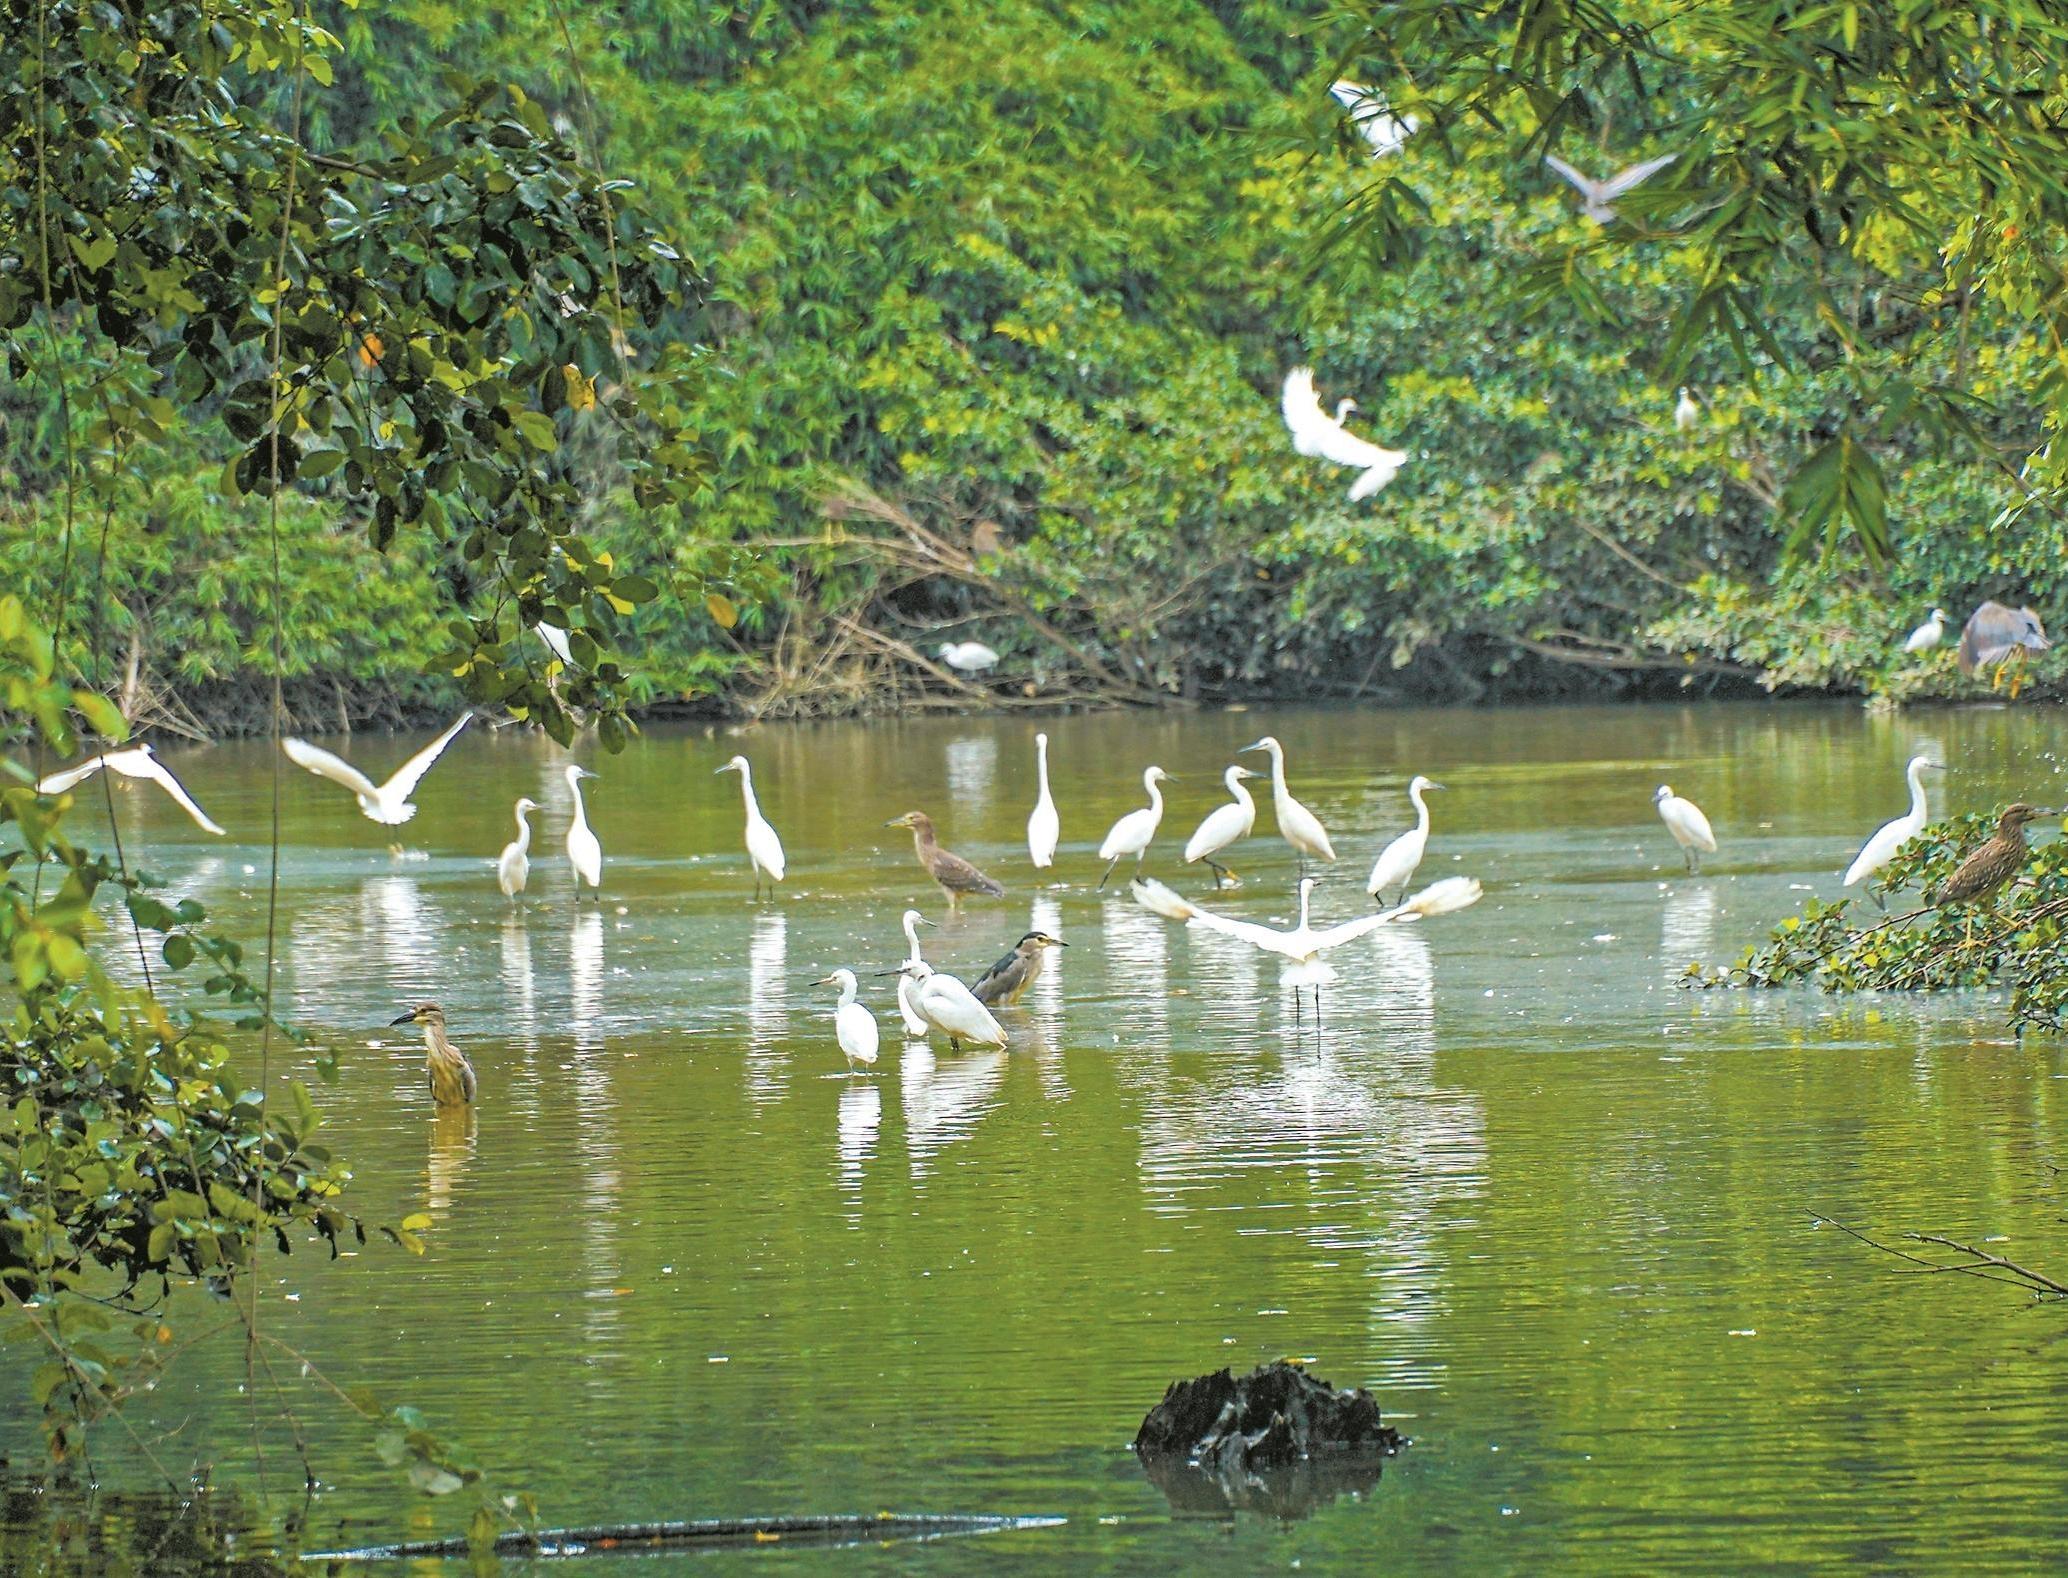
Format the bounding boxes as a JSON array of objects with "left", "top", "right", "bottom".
[
  {"left": 535, "top": 622, "right": 574, "bottom": 666},
  {"left": 818, "top": 969, "right": 881, "bottom": 1071},
  {"left": 1544, "top": 152, "right": 1678, "bottom": 223},
  {"left": 1097, "top": 765, "right": 1172, "bottom": 889},
  {"left": 1843, "top": 755, "right": 1941, "bottom": 906},
  {"left": 938, "top": 641, "right": 1000, "bottom": 676},
  {"left": 1903, "top": 607, "right": 1948, "bottom": 654},
  {"left": 281, "top": 713, "right": 472, "bottom": 825},
  {"left": 1674, "top": 387, "right": 1699, "bottom": 431},
  {"left": 1027, "top": 732, "right": 1060, "bottom": 870},
  {"left": 715, "top": 753, "right": 786, "bottom": 898},
  {"left": 1366, "top": 774, "right": 1444, "bottom": 904},
  {"left": 888, "top": 959, "right": 1007, "bottom": 1050},
  {"left": 1183, "top": 765, "right": 1257, "bottom": 889},
  {"left": 496, "top": 796, "right": 539, "bottom": 899},
  {"left": 36, "top": 744, "right": 226, "bottom": 835},
  {"left": 1327, "top": 80, "right": 1418, "bottom": 157},
  {"left": 1241, "top": 735, "right": 1337, "bottom": 871},
  {"left": 1280, "top": 367, "right": 1408, "bottom": 501},
  {"left": 896, "top": 909, "right": 935, "bottom": 1037},
  {"left": 1957, "top": 602, "right": 2051, "bottom": 677},
  {"left": 564, "top": 764, "right": 602, "bottom": 900},
  {"left": 1653, "top": 784, "right": 1717, "bottom": 873}
]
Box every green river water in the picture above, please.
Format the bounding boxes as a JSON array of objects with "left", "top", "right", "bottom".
[{"left": 8, "top": 701, "right": 2068, "bottom": 1574}]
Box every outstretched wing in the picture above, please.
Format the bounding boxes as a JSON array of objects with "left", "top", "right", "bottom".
[
  {"left": 1312, "top": 420, "right": 1405, "bottom": 473},
  {"left": 1131, "top": 877, "right": 1292, "bottom": 954},
  {"left": 1281, "top": 367, "right": 1334, "bottom": 458},
  {"left": 36, "top": 756, "right": 111, "bottom": 796},
  {"left": 1542, "top": 154, "right": 1602, "bottom": 202},
  {"left": 135, "top": 755, "right": 227, "bottom": 836},
  {"left": 1378, "top": 876, "right": 1485, "bottom": 923},
  {"left": 1310, "top": 911, "right": 1393, "bottom": 950},
  {"left": 282, "top": 738, "right": 382, "bottom": 800},
  {"left": 380, "top": 713, "right": 473, "bottom": 802},
  {"left": 1600, "top": 152, "right": 1678, "bottom": 199}
]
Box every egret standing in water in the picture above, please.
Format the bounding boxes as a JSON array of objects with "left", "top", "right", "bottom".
[
  {"left": 1183, "top": 765, "right": 1256, "bottom": 889},
  {"left": 281, "top": 713, "right": 472, "bottom": 825},
  {"left": 888, "top": 960, "right": 1008, "bottom": 1050},
  {"left": 1843, "top": 755, "right": 1941, "bottom": 906},
  {"left": 36, "top": 744, "right": 227, "bottom": 835},
  {"left": 1654, "top": 784, "right": 1717, "bottom": 873},
  {"left": 1027, "top": 732, "right": 1060, "bottom": 871},
  {"left": 895, "top": 909, "right": 935, "bottom": 1037},
  {"left": 1366, "top": 774, "right": 1443, "bottom": 905},
  {"left": 886, "top": 811, "right": 1005, "bottom": 909},
  {"left": 969, "top": 931, "right": 1067, "bottom": 1007},
  {"left": 716, "top": 754, "right": 786, "bottom": 898},
  {"left": 1097, "top": 765, "right": 1172, "bottom": 889},
  {"left": 1904, "top": 608, "right": 1947, "bottom": 655},
  {"left": 497, "top": 796, "right": 539, "bottom": 900},
  {"left": 1242, "top": 736, "right": 1336, "bottom": 873},
  {"left": 390, "top": 1003, "right": 477, "bottom": 1108},
  {"left": 817, "top": 969, "right": 880, "bottom": 1071},
  {"left": 563, "top": 765, "right": 602, "bottom": 901}
]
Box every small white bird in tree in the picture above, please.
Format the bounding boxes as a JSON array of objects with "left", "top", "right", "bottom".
[
  {"left": 938, "top": 642, "right": 1000, "bottom": 676},
  {"left": 1544, "top": 152, "right": 1678, "bottom": 223},
  {"left": 1327, "top": 80, "right": 1418, "bottom": 157},
  {"left": 1903, "top": 607, "right": 1948, "bottom": 654},
  {"left": 36, "top": 744, "right": 227, "bottom": 835},
  {"left": 1281, "top": 367, "right": 1408, "bottom": 502},
  {"left": 1654, "top": 784, "right": 1718, "bottom": 873},
  {"left": 1674, "top": 387, "right": 1700, "bottom": 431}
]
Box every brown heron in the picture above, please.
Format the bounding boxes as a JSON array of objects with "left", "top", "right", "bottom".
[
  {"left": 969, "top": 931, "right": 1067, "bottom": 1007},
  {"left": 886, "top": 811, "right": 1005, "bottom": 909},
  {"left": 390, "top": 1003, "right": 477, "bottom": 1108},
  {"left": 1957, "top": 602, "right": 2050, "bottom": 689},
  {"left": 1931, "top": 804, "right": 2054, "bottom": 907}
]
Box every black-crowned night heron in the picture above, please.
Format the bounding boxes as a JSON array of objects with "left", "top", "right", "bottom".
[
  {"left": 1097, "top": 765, "right": 1173, "bottom": 889},
  {"left": 563, "top": 764, "right": 602, "bottom": 901},
  {"left": 969, "top": 930, "right": 1067, "bottom": 1007},
  {"left": 885, "top": 811, "right": 1004, "bottom": 908},
  {"left": 1241, "top": 736, "right": 1338, "bottom": 871},
  {"left": 1653, "top": 784, "right": 1717, "bottom": 873},
  {"left": 391, "top": 1002, "right": 477, "bottom": 1107},
  {"left": 36, "top": 744, "right": 227, "bottom": 835},
  {"left": 1366, "top": 774, "right": 1444, "bottom": 905},
  {"left": 715, "top": 754, "right": 786, "bottom": 898},
  {"left": 1026, "top": 732, "right": 1059, "bottom": 871},
  {"left": 1183, "top": 765, "right": 1257, "bottom": 890},
  {"left": 497, "top": 797, "right": 539, "bottom": 898},
  {"left": 1957, "top": 602, "right": 2050, "bottom": 685},
  {"left": 281, "top": 713, "right": 472, "bottom": 824},
  {"left": 1280, "top": 368, "right": 1407, "bottom": 502}
]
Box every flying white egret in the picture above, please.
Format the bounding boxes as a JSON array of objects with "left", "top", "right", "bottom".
[
  {"left": 896, "top": 909, "right": 935, "bottom": 1037},
  {"left": 1097, "top": 765, "right": 1172, "bottom": 889},
  {"left": 818, "top": 969, "right": 881, "bottom": 1071},
  {"left": 1366, "top": 774, "right": 1444, "bottom": 904},
  {"left": 715, "top": 753, "right": 786, "bottom": 898},
  {"left": 1903, "top": 607, "right": 1948, "bottom": 654},
  {"left": 1653, "top": 784, "right": 1717, "bottom": 873},
  {"left": 1843, "top": 755, "right": 1941, "bottom": 906},
  {"left": 1241, "top": 735, "right": 1337, "bottom": 872},
  {"left": 281, "top": 714, "right": 471, "bottom": 825},
  {"left": 564, "top": 764, "right": 602, "bottom": 900},
  {"left": 1544, "top": 152, "right": 1678, "bottom": 223},
  {"left": 887, "top": 959, "right": 1008, "bottom": 1050},
  {"left": 938, "top": 641, "right": 1000, "bottom": 676},
  {"left": 1674, "top": 387, "right": 1699, "bottom": 431},
  {"left": 497, "top": 796, "right": 539, "bottom": 899},
  {"left": 36, "top": 744, "right": 226, "bottom": 835},
  {"left": 1027, "top": 732, "right": 1060, "bottom": 870},
  {"left": 1183, "top": 764, "right": 1257, "bottom": 889},
  {"left": 1280, "top": 367, "right": 1408, "bottom": 501},
  {"left": 1327, "top": 80, "right": 1418, "bottom": 157}
]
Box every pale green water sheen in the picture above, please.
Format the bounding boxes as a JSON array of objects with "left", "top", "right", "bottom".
[{"left": 12, "top": 701, "right": 2068, "bottom": 1573}]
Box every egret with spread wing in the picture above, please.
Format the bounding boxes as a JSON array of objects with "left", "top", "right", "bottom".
[
  {"left": 1280, "top": 367, "right": 1407, "bottom": 502},
  {"left": 1544, "top": 152, "right": 1678, "bottom": 222},
  {"left": 281, "top": 714, "right": 472, "bottom": 825},
  {"left": 37, "top": 744, "right": 226, "bottom": 836}
]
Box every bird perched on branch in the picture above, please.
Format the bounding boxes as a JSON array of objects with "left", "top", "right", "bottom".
[
  {"left": 36, "top": 743, "right": 226, "bottom": 835},
  {"left": 938, "top": 642, "right": 1000, "bottom": 677},
  {"left": 1842, "top": 755, "right": 1939, "bottom": 905},
  {"left": 391, "top": 1003, "right": 477, "bottom": 1107},
  {"left": 1957, "top": 602, "right": 2050, "bottom": 684},
  {"left": 969, "top": 931, "right": 1068, "bottom": 1007},
  {"left": 886, "top": 811, "right": 1005, "bottom": 909},
  {"left": 1931, "top": 804, "right": 2053, "bottom": 907},
  {"left": 1903, "top": 607, "right": 1948, "bottom": 655},
  {"left": 1674, "top": 387, "right": 1700, "bottom": 432},
  {"left": 1543, "top": 151, "right": 1678, "bottom": 223},
  {"left": 1280, "top": 367, "right": 1408, "bottom": 502}
]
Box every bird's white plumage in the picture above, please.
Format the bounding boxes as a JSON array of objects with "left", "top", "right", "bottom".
[
  {"left": 899, "top": 960, "right": 1006, "bottom": 1048},
  {"left": 1327, "top": 80, "right": 1418, "bottom": 156},
  {"left": 1133, "top": 873, "right": 1480, "bottom": 964},
  {"left": 1184, "top": 765, "right": 1257, "bottom": 866},
  {"left": 1366, "top": 774, "right": 1441, "bottom": 900},
  {"left": 1674, "top": 387, "right": 1699, "bottom": 431},
  {"left": 1099, "top": 765, "right": 1170, "bottom": 863},
  {"left": 535, "top": 622, "right": 574, "bottom": 666},
  {"left": 938, "top": 642, "right": 1000, "bottom": 675},
  {"left": 1243, "top": 736, "right": 1336, "bottom": 862},
  {"left": 717, "top": 754, "right": 786, "bottom": 886},
  {"left": 822, "top": 969, "right": 880, "bottom": 1069},
  {"left": 1654, "top": 784, "right": 1717, "bottom": 855},
  {"left": 1545, "top": 152, "right": 1678, "bottom": 221},
  {"left": 896, "top": 909, "right": 932, "bottom": 1036},
  {"left": 1843, "top": 755, "right": 1938, "bottom": 889},
  {"left": 1027, "top": 732, "right": 1060, "bottom": 869},
  {"left": 1903, "top": 608, "right": 1947, "bottom": 654},
  {"left": 564, "top": 764, "right": 603, "bottom": 892},
  {"left": 36, "top": 744, "right": 227, "bottom": 836},
  {"left": 1376, "top": 875, "right": 1483, "bottom": 922},
  {"left": 1280, "top": 368, "right": 1407, "bottom": 500},
  {"left": 281, "top": 713, "right": 472, "bottom": 825},
  {"left": 497, "top": 796, "right": 538, "bottom": 897}
]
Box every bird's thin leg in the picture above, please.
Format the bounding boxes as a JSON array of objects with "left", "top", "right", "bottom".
[
  {"left": 1871, "top": 888, "right": 1887, "bottom": 913},
  {"left": 1293, "top": 986, "right": 1303, "bottom": 1027},
  {"left": 1097, "top": 857, "right": 1120, "bottom": 891},
  {"left": 1684, "top": 848, "right": 1697, "bottom": 875},
  {"left": 1206, "top": 858, "right": 1230, "bottom": 890},
  {"left": 1313, "top": 986, "right": 1323, "bottom": 1029}
]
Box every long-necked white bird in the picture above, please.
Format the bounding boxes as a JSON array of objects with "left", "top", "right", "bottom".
[
  {"left": 1654, "top": 784, "right": 1717, "bottom": 873},
  {"left": 281, "top": 714, "right": 471, "bottom": 825},
  {"left": 1241, "top": 735, "right": 1336, "bottom": 872},
  {"left": 36, "top": 744, "right": 226, "bottom": 835},
  {"left": 1366, "top": 774, "right": 1444, "bottom": 904},
  {"left": 497, "top": 796, "right": 539, "bottom": 899},
  {"left": 1097, "top": 765, "right": 1172, "bottom": 889},
  {"left": 1027, "top": 732, "right": 1060, "bottom": 870},
  {"left": 564, "top": 764, "right": 602, "bottom": 900},
  {"left": 888, "top": 959, "right": 1007, "bottom": 1050},
  {"left": 938, "top": 641, "right": 1000, "bottom": 676},
  {"left": 1183, "top": 765, "right": 1257, "bottom": 889},
  {"left": 896, "top": 908, "right": 935, "bottom": 1037},
  {"left": 715, "top": 753, "right": 786, "bottom": 898},
  {"left": 1328, "top": 80, "right": 1418, "bottom": 157},
  {"left": 1903, "top": 607, "right": 1948, "bottom": 654},
  {"left": 818, "top": 969, "right": 880, "bottom": 1070},
  {"left": 1544, "top": 151, "right": 1678, "bottom": 223},
  {"left": 1843, "top": 755, "right": 1941, "bottom": 906},
  {"left": 1280, "top": 367, "right": 1408, "bottom": 502}
]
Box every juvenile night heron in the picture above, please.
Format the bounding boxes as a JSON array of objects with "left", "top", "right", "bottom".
[
  {"left": 497, "top": 796, "right": 539, "bottom": 899},
  {"left": 391, "top": 1003, "right": 477, "bottom": 1107},
  {"left": 1543, "top": 151, "right": 1678, "bottom": 223},
  {"left": 1241, "top": 736, "right": 1337, "bottom": 872},
  {"left": 1366, "top": 774, "right": 1444, "bottom": 905},
  {"left": 1842, "top": 755, "right": 1940, "bottom": 906},
  {"left": 1027, "top": 732, "right": 1060, "bottom": 871},
  {"left": 1183, "top": 765, "right": 1257, "bottom": 889},
  {"left": 1931, "top": 804, "right": 2054, "bottom": 907},
  {"left": 564, "top": 764, "right": 602, "bottom": 901},
  {"left": 281, "top": 713, "right": 472, "bottom": 825},
  {"left": 716, "top": 754, "right": 787, "bottom": 898},
  {"left": 36, "top": 744, "right": 227, "bottom": 835},
  {"left": 938, "top": 642, "right": 1000, "bottom": 676},
  {"left": 886, "top": 811, "right": 1005, "bottom": 908},
  {"left": 1957, "top": 602, "right": 2051, "bottom": 683},
  {"left": 885, "top": 960, "right": 1008, "bottom": 1049},
  {"left": 1280, "top": 367, "right": 1407, "bottom": 502},
  {"left": 1904, "top": 608, "right": 1948, "bottom": 655},
  {"left": 817, "top": 969, "right": 880, "bottom": 1070},
  {"left": 969, "top": 930, "right": 1068, "bottom": 1007},
  {"left": 1653, "top": 784, "right": 1717, "bottom": 873},
  {"left": 1097, "top": 765, "right": 1172, "bottom": 889}
]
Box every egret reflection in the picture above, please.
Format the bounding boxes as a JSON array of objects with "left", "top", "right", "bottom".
[
  {"left": 746, "top": 910, "right": 789, "bottom": 1103},
  {"left": 1660, "top": 883, "right": 1719, "bottom": 971},
  {"left": 943, "top": 735, "right": 998, "bottom": 806},
  {"left": 836, "top": 1081, "right": 882, "bottom": 1211},
  {"left": 902, "top": 1045, "right": 1006, "bottom": 1179}
]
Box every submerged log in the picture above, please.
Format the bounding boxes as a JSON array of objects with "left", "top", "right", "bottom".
[{"left": 307, "top": 1511, "right": 1065, "bottom": 1562}]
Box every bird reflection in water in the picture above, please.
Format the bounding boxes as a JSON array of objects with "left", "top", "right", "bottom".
[
  {"left": 424, "top": 1104, "right": 476, "bottom": 1216},
  {"left": 1659, "top": 883, "right": 1719, "bottom": 973},
  {"left": 1027, "top": 894, "right": 1071, "bottom": 1098},
  {"left": 500, "top": 915, "right": 537, "bottom": 1044},
  {"left": 1100, "top": 897, "right": 1170, "bottom": 1046},
  {"left": 901, "top": 1045, "right": 1006, "bottom": 1180},
  {"left": 1137, "top": 1446, "right": 1385, "bottom": 1522},
  {"left": 836, "top": 1081, "right": 882, "bottom": 1220},
  {"left": 746, "top": 910, "right": 788, "bottom": 1104},
  {"left": 943, "top": 735, "right": 998, "bottom": 807},
  {"left": 570, "top": 909, "right": 605, "bottom": 1043}
]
